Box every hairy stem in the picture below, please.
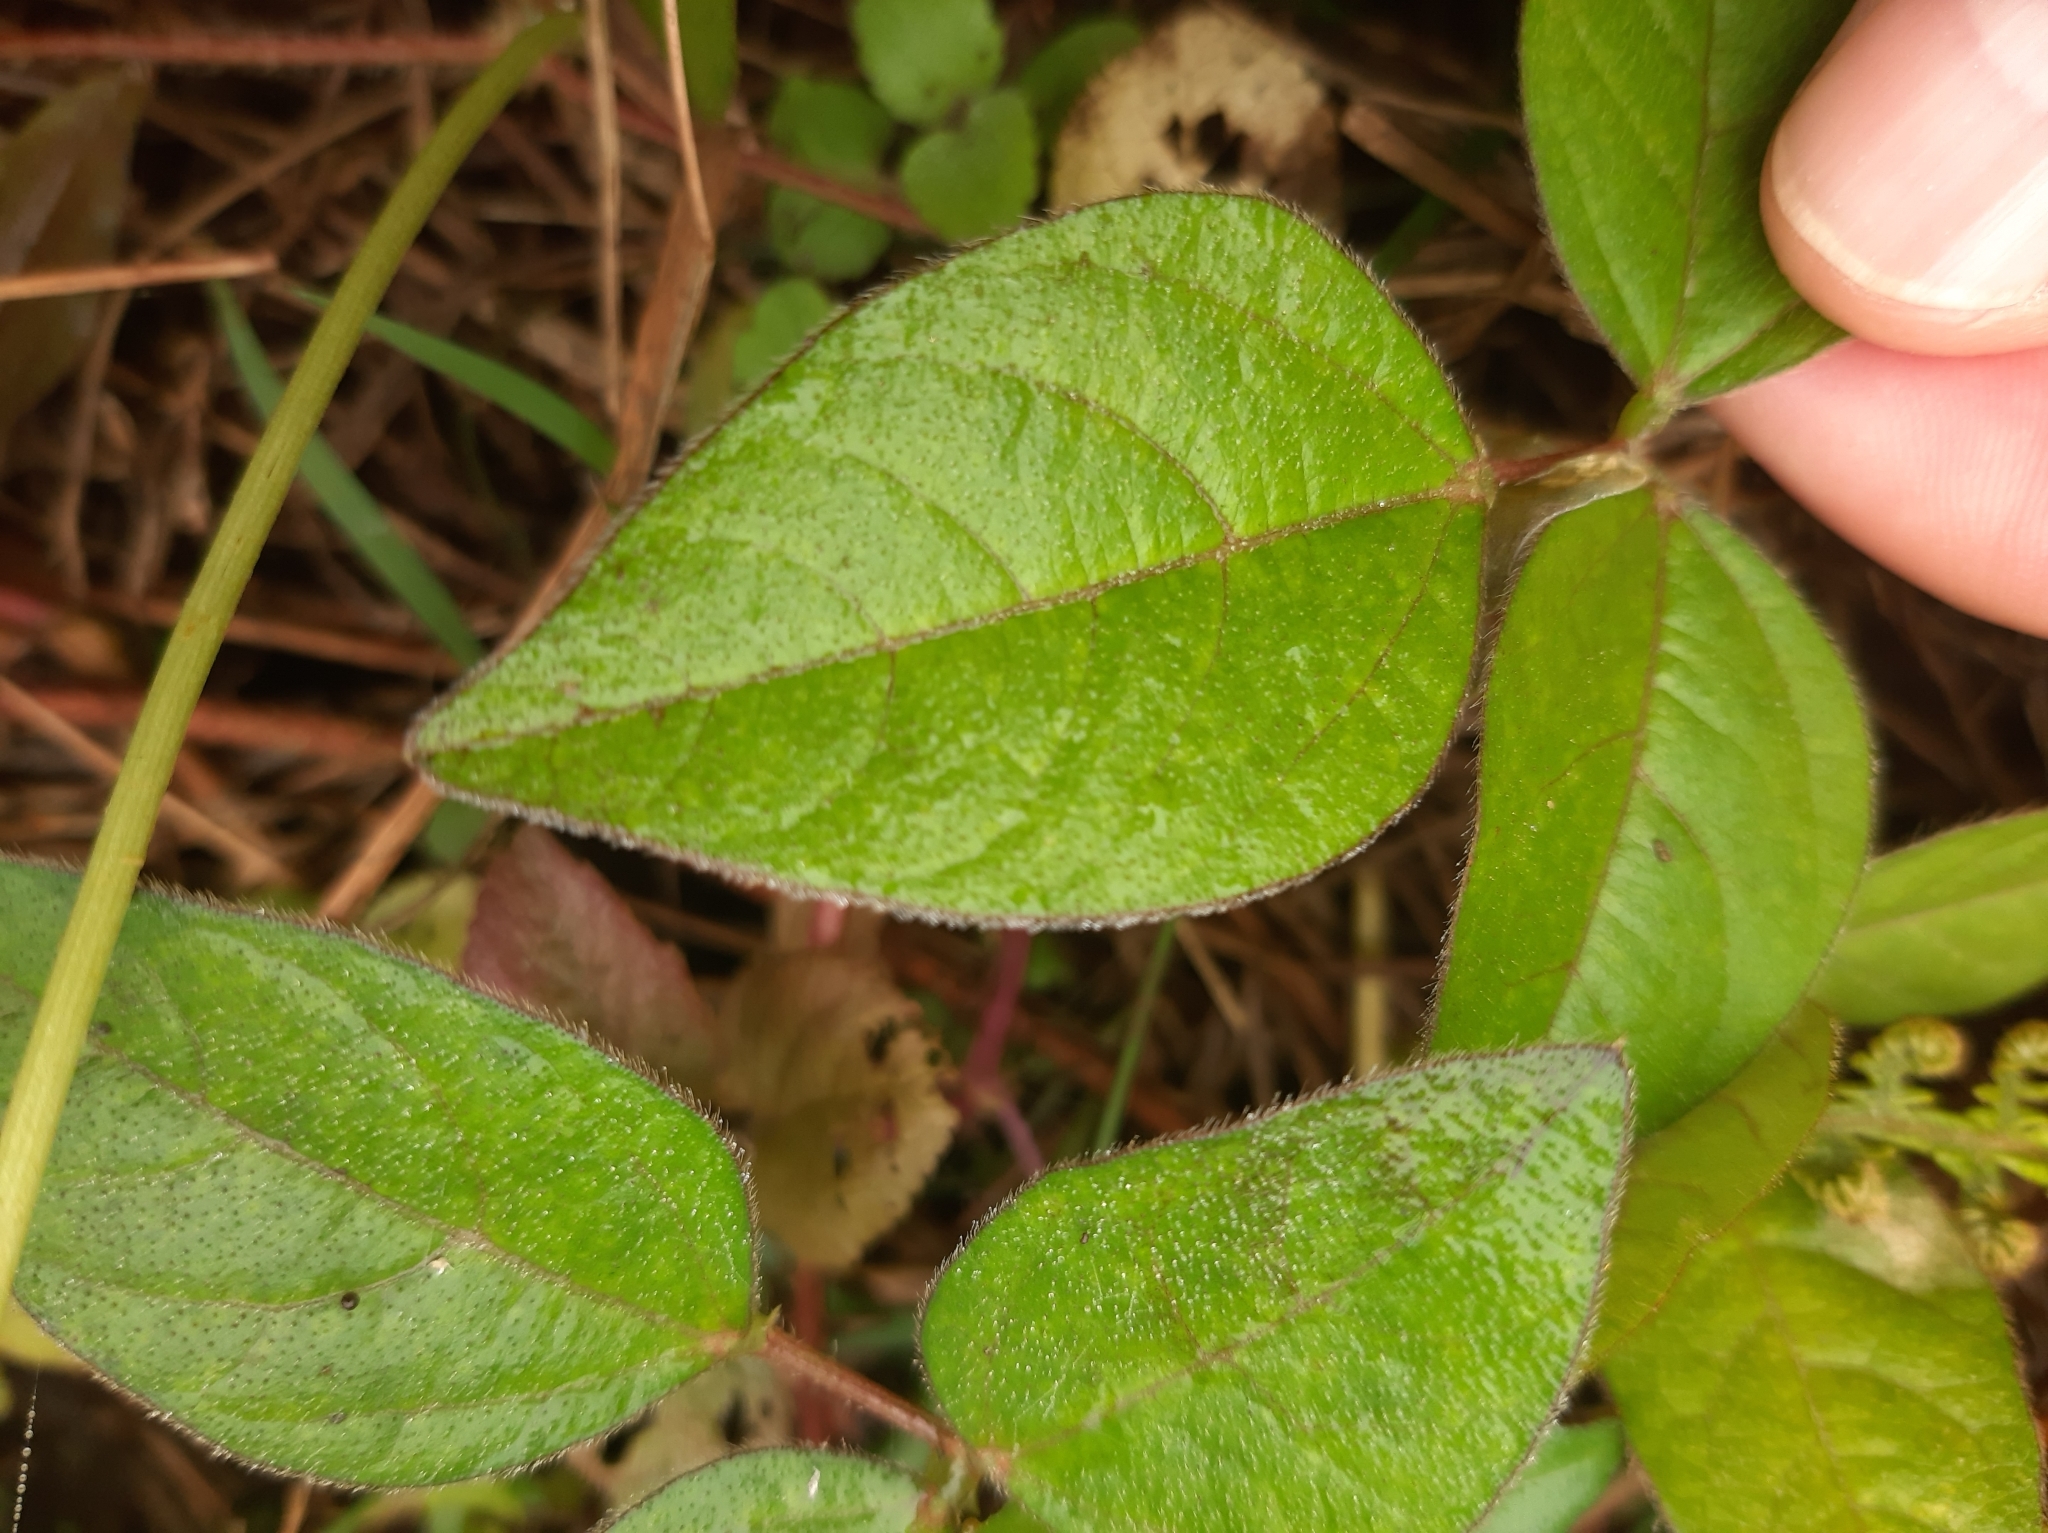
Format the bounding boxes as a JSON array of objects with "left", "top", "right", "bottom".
[
  {"left": 1095, "top": 923, "right": 1178, "bottom": 1152},
  {"left": 762, "top": 1327, "right": 968, "bottom": 1460},
  {"left": 0, "top": 10, "right": 577, "bottom": 1304}
]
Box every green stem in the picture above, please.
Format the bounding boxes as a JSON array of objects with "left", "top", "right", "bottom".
[
  {"left": 0, "top": 10, "right": 578, "bottom": 1304},
  {"left": 1825, "top": 1107, "right": 2048, "bottom": 1170},
  {"left": 1094, "top": 921, "right": 1178, "bottom": 1153}
]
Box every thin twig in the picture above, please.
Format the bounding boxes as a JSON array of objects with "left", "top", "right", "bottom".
[
  {"left": 0, "top": 251, "right": 275, "bottom": 302},
  {"left": 0, "top": 30, "right": 506, "bottom": 66},
  {"left": 761, "top": 1328, "right": 968, "bottom": 1459},
  {"left": 653, "top": 0, "right": 711, "bottom": 245},
  {"left": 317, "top": 776, "right": 443, "bottom": 921},
  {"left": 1340, "top": 101, "right": 1537, "bottom": 248},
  {"left": 92, "top": 591, "right": 462, "bottom": 678},
  {"left": 0, "top": 675, "right": 292, "bottom": 886},
  {"left": 583, "top": 0, "right": 625, "bottom": 421},
  {"left": 276, "top": 1480, "right": 312, "bottom": 1533},
  {"left": 24, "top": 688, "right": 401, "bottom": 763}
]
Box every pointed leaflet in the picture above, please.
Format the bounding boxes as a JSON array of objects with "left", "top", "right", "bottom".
[
  {"left": 0, "top": 860, "right": 752, "bottom": 1488},
  {"left": 601, "top": 1449, "right": 923, "bottom": 1532},
  {"left": 1605, "top": 1173, "right": 2041, "bottom": 1532},
  {"left": 1431, "top": 486, "right": 1868, "bottom": 1131},
  {"left": 920, "top": 1049, "right": 1628, "bottom": 1533},
  {"left": 1590, "top": 1001, "right": 1834, "bottom": 1366},
  {"left": 1521, "top": 0, "right": 1852, "bottom": 413},
  {"left": 1812, "top": 810, "right": 2048, "bottom": 1024},
  {"left": 414, "top": 194, "right": 1484, "bottom": 925}
]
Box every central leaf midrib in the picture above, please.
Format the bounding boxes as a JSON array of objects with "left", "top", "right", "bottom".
[
  {"left": 449, "top": 491, "right": 1461, "bottom": 750},
  {"left": 80, "top": 1043, "right": 732, "bottom": 1344}
]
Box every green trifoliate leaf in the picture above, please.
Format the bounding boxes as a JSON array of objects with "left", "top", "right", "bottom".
[
  {"left": 1017, "top": 16, "right": 1145, "bottom": 141},
  {"left": 601, "top": 1449, "right": 923, "bottom": 1532},
  {"left": 1521, "top": 0, "right": 1852, "bottom": 415},
  {"left": 921, "top": 1049, "right": 1629, "bottom": 1533},
  {"left": 1474, "top": 1419, "right": 1625, "bottom": 1533},
  {"left": 1812, "top": 810, "right": 2048, "bottom": 1025},
  {"left": 901, "top": 90, "right": 1040, "bottom": 243},
  {"left": 1606, "top": 1172, "right": 2041, "bottom": 1533},
  {"left": 1591, "top": 1001, "right": 1834, "bottom": 1367},
  {"left": 414, "top": 194, "right": 1485, "bottom": 926},
  {"left": 732, "top": 278, "right": 837, "bottom": 394},
  {"left": 851, "top": 0, "right": 1003, "bottom": 128},
  {"left": 1432, "top": 486, "right": 1868, "bottom": 1130},
  {"left": 0, "top": 860, "right": 753, "bottom": 1488}
]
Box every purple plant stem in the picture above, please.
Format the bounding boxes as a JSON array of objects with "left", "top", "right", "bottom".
[{"left": 961, "top": 928, "right": 1043, "bottom": 1176}]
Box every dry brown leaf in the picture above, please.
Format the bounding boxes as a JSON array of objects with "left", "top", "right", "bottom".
[
  {"left": 566, "top": 1357, "right": 790, "bottom": 1508},
  {"left": 1049, "top": 5, "right": 1340, "bottom": 229},
  {"left": 462, "top": 825, "right": 721, "bottom": 1093},
  {"left": 718, "top": 951, "right": 957, "bottom": 1270}
]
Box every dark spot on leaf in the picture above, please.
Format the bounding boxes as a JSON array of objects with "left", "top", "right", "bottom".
[
  {"left": 1079, "top": 1227, "right": 1091, "bottom": 1245},
  {"left": 832, "top": 1143, "right": 851, "bottom": 1178},
  {"left": 339, "top": 1291, "right": 359, "bottom": 1311},
  {"left": 90, "top": 1021, "right": 110, "bottom": 1036},
  {"left": 1653, "top": 839, "right": 1673, "bottom": 863},
  {"left": 328, "top": 1412, "right": 346, "bottom": 1425},
  {"left": 318, "top": 1364, "right": 333, "bottom": 1376}
]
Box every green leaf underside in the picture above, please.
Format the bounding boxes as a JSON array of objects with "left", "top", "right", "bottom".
[
  {"left": 921, "top": 1049, "right": 1628, "bottom": 1533},
  {"left": 1606, "top": 1174, "right": 2041, "bottom": 1532},
  {"left": 1591, "top": 1001, "right": 1834, "bottom": 1366},
  {"left": 415, "top": 195, "right": 1483, "bottom": 925},
  {"left": 1431, "top": 486, "right": 1867, "bottom": 1131},
  {"left": 602, "top": 1449, "right": 921, "bottom": 1532},
  {"left": 1473, "top": 1419, "right": 1625, "bottom": 1533},
  {"left": 1812, "top": 810, "right": 2048, "bottom": 1024},
  {"left": 1520, "top": 0, "right": 1852, "bottom": 407},
  {"left": 0, "top": 861, "right": 752, "bottom": 1489}
]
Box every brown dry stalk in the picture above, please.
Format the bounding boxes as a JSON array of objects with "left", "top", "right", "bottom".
[
  {"left": 316, "top": 776, "right": 442, "bottom": 921},
  {"left": 1340, "top": 101, "right": 1538, "bottom": 248},
  {"left": 0, "top": 30, "right": 505, "bottom": 66},
  {"left": 583, "top": 0, "right": 625, "bottom": 421},
  {"left": 92, "top": 593, "right": 460, "bottom": 679},
  {"left": 24, "top": 689, "right": 401, "bottom": 764},
  {"left": 0, "top": 251, "right": 275, "bottom": 302},
  {"left": 0, "top": 676, "right": 291, "bottom": 886}
]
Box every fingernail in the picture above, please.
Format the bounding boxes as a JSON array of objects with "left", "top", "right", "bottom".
[{"left": 1771, "top": 0, "right": 2048, "bottom": 313}]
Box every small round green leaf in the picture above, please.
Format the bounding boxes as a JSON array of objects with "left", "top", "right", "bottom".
[
  {"left": 920, "top": 1048, "right": 1629, "bottom": 1533},
  {"left": 1813, "top": 810, "right": 2048, "bottom": 1024},
  {"left": 851, "top": 0, "right": 1003, "bottom": 128},
  {"left": 414, "top": 194, "right": 1485, "bottom": 926},
  {"left": 0, "top": 860, "right": 753, "bottom": 1488},
  {"left": 601, "top": 1449, "right": 922, "bottom": 1532},
  {"left": 1432, "top": 486, "right": 1869, "bottom": 1130},
  {"left": 732, "top": 278, "right": 837, "bottom": 394},
  {"left": 768, "top": 188, "right": 893, "bottom": 283},
  {"left": 1606, "top": 1173, "right": 2041, "bottom": 1532},
  {"left": 900, "top": 90, "right": 1039, "bottom": 243},
  {"left": 1590, "top": 1001, "right": 1835, "bottom": 1367},
  {"left": 1521, "top": 0, "right": 1853, "bottom": 411}
]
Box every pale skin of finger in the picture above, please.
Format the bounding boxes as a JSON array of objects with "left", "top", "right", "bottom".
[
  {"left": 1714, "top": 0, "right": 2048, "bottom": 636},
  {"left": 1711, "top": 343, "right": 2048, "bottom": 638}
]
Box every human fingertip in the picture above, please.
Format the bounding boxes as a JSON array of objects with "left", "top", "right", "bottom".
[{"left": 1765, "top": 0, "right": 2048, "bottom": 356}]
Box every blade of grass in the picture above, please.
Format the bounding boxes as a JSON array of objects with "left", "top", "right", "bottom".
[
  {"left": 290, "top": 286, "right": 614, "bottom": 473},
  {"left": 1094, "top": 922, "right": 1178, "bottom": 1152},
  {"left": 0, "top": 10, "right": 578, "bottom": 1308},
  {"left": 211, "top": 282, "right": 484, "bottom": 664}
]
